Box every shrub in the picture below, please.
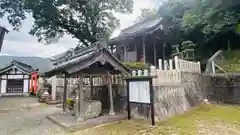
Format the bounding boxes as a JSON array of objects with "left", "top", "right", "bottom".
[
  {"left": 67, "top": 98, "right": 74, "bottom": 105},
  {"left": 122, "top": 62, "right": 149, "bottom": 70}
]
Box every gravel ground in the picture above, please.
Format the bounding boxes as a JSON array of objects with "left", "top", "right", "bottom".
[{"left": 0, "top": 97, "right": 67, "bottom": 135}]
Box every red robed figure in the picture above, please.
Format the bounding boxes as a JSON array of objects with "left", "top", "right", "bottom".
[{"left": 30, "top": 72, "right": 38, "bottom": 95}]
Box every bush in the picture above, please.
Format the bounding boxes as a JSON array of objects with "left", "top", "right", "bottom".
[
  {"left": 67, "top": 98, "right": 73, "bottom": 104},
  {"left": 29, "top": 87, "right": 36, "bottom": 97},
  {"left": 122, "top": 62, "right": 149, "bottom": 70}
]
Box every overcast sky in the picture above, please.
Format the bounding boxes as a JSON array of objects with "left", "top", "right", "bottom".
[{"left": 0, "top": 0, "right": 159, "bottom": 58}]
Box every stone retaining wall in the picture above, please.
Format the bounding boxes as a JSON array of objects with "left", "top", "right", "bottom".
[
  {"left": 128, "top": 72, "right": 205, "bottom": 121},
  {"left": 207, "top": 74, "right": 240, "bottom": 104},
  {"left": 87, "top": 72, "right": 207, "bottom": 121},
  {"left": 67, "top": 72, "right": 211, "bottom": 121}
]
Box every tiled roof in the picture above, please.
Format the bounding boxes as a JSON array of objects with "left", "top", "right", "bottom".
[
  {"left": 12, "top": 60, "right": 37, "bottom": 73},
  {"left": 45, "top": 44, "right": 130, "bottom": 77},
  {"left": 51, "top": 45, "right": 97, "bottom": 66},
  {"left": 0, "top": 60, "right": 37, "bottom": 74},
  {"left": 120, "top": 14, "right": 162, "bottom": 36},
  {"left": 109, "top": 14, "right": 162, "bottom": 45}
]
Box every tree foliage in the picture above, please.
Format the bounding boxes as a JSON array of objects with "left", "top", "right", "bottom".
[
  {"left": 157, "top": 0, "right": 240, "bottom": 58},
  {"left": 0, "top": 0, "right": 133, "bottom": 46},
  {"left": 181, "top": 0, "right": 240, "bottom": 37},
  {"left": 0, "top": 0, "right": 27, "bottom": 31},
  {"left": 135, "top": 8, "right": 157, "bottom": 23}
]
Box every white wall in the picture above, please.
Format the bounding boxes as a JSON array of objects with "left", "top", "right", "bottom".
[
  {"left": 1, "top": 80, "right": 7, "bottom": 94},
  {"left": 23, "top": 80, "right": 29, "bottom": 93},
  {"left": 8, "top": 75, "right": 23, "bottom": 79},
  {"left": 1, "top": 75, "right": 29, "bottom": 94}
]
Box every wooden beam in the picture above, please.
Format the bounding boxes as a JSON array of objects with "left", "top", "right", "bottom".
[{"left": 108, "top": 72, "right": 115, "bottom": 115}]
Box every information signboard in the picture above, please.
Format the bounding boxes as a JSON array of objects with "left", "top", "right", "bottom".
[
  {"left": 125, "top": 76, "right": 155, "bottom": 126},
  {"left": 129, "top": 81, "right": 150, "bottom": 103}
]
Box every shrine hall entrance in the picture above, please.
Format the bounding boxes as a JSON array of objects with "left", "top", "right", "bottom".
[{"left": 7, "top": 79, "right": 24, "bottom": 93}]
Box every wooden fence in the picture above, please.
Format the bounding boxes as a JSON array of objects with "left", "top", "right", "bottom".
[
  {"left": 54, "top": 56, "right": 200, "bottom": 87},
  {"left": 50, "top": 56, "right": 201, "bottom": 100}
]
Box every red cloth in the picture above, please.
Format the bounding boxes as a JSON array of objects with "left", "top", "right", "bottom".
[
  {"left": 30, "top": 72, "right": 38, "bottom": 94},
  {"left": 140, "top": 55, "right": 144, "bottom": 62}
]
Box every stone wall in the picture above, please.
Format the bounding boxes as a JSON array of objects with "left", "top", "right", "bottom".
[
  {"left": 65, "top": 72, "right": 211, "bottom": 121},
  {"left": 91, "top": 86, "right": 127, "bottom": 113},
  {"left": 207, "top": 74, "right": 240, "bottom": 104},
  {"left": 129, "top": 72, "right": 206, "bottom": 121},
  {"left": 127, "top": 73, "right": 240, "bottom": 121},
  {"left": 86, "top": 72, "right": 207, "bottom": 121}
]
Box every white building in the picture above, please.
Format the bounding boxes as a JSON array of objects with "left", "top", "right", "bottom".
[{"left": 0, "top": 60, "right": 37, "bottom": 96}]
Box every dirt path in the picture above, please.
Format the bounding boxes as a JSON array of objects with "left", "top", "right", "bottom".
[{"left": 0, "top": 97, "right": 66, "bottom": 135}]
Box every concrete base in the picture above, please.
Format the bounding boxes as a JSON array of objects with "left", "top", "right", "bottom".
[
  {"left": 0, "top": 93, "right": 29, "bottom": 97},
  {"left": 47, "top": 113, "right": 127, "bottom": 132}
]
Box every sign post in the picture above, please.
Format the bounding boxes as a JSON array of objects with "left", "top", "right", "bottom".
[{"left": 125, "top": 76, "right": 155, "bottom": 126}]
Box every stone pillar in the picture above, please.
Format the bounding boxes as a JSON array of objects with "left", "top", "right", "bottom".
[
  {"left": 77, "top": 76, "right": 84, "bottom": 121},
  {"left": 212, "top": 61, "right": 216, "bottom": 74},
  {"left": 108, "top": 73, "right": 115, "bottom": 115},
  {"left": 51, "top": 76, "right": 57, "bottom": 101}
]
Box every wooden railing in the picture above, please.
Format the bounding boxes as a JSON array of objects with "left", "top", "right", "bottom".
[{"left": 53, "top": 56, "right": 201, "bottom": 87}]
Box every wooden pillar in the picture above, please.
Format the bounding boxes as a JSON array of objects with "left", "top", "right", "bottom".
[
  {"left": 63, "top": 73, "right": 68, "bottom": 113},
  {"left": 108, "top": 72, "right": 115, "bottom": 115},
  {"left": 123, "top": 44, "right": 127, "bottom": 61},
  {"left": 162, "top": 42, "right": 166, "bottom": 61},
  {"left": 77, "top": 75, "right": 84, "bottom": 121},
  {"left": 142, "top": 36, "right": 146, "bottom": 63},
  {"left": 90, "top": 76, "right": 93, "bottom": 98},
  {"left": 153, "top": 38, "right": 157, "bottom": 66}
]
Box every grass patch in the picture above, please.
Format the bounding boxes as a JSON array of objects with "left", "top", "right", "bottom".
[
  {"left": 74, "top": 104, "right": 240, "bottom": 135},
  {"left": 39, "top": 103, "right": 49, "bottom": 108},
  {"left": 218, "top": 50, "right": 240, "bottom": 72}
]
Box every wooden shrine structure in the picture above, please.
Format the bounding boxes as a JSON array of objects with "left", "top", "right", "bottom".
[
  {"left": 45, "top": 41, "right": 130, "bottom": 120},
  {"left": 0, "top": 60, "right": 38, "bottom": 96},
  {"left": 108, "top": 14, "right": 170, "bottom": 65}
]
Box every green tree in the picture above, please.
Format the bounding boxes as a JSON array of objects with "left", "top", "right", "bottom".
[
  {"left": 0, "top": 0, "right": 133, "bottom": 46},
  {"left": 135, "top": 8, "right": 157, "bottom": 23},
  {"left": 157, "top": 0, "right": 240, "bottom": 59},
  {"left": 0, "top": 0, "right": 27, "bottom": 31},
  {"left": 181, "top": 0, "right": 240, "bottom": 38}
]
